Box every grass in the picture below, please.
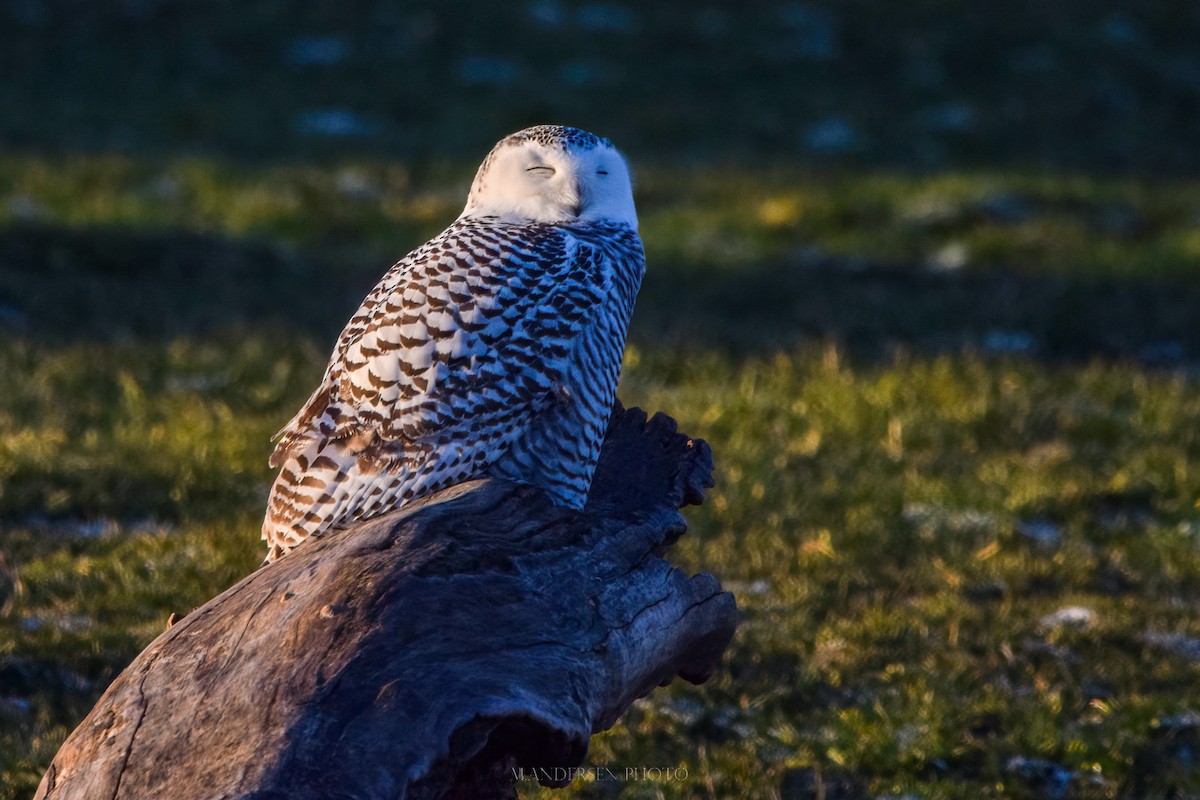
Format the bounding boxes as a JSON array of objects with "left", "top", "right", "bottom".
[
  {"left": 3, "top": 1, "right": 1200, "bottom": 173},
  {"left": 4, "top": 157, "right": 1200, "bottom": 281},
  {"left": 2, "top": 188, "right": 1200, "bottom": 797},
  {"left": 4, "top": 332, "right": 1200, "bottom": 799}
]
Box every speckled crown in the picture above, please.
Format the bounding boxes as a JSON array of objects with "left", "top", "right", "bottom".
[{"left": 501, "top": 125, "right": 612, "bottom": 151}]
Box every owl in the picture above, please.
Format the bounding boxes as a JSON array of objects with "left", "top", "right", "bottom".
[{"left": 262, "top": 125, "right": 645, "bottom": 562}]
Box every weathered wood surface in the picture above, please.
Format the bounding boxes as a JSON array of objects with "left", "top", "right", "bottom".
[{"left": 35, "top": 404, "right": 737, "bottom": 800}]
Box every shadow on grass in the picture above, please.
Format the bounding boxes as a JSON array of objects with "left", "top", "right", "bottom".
[
  {"left": 636, "top": 257, "right": 1200, "bottom": 364},
  {"left": 0, "top": 223, "right": 375, "bottom": 342},
  {"left": 3, "top": 221, "right": 1199, "bottom": 366}
]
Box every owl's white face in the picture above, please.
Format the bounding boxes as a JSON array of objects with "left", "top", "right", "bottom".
[{"left": 463, "top": 132, "right": 637, "bottom": 228}]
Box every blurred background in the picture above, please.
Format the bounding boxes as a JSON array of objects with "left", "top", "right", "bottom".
[{"left": 2, "top": 2, "right": 1200, "bottom": 798}]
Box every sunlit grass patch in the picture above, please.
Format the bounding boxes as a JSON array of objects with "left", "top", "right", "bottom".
[
  {"left": 3, "top": 335, "right": 1200, "bottom": 797},
  {"left": 4, "top": 156, "right": 1200, "bottom": 279}
]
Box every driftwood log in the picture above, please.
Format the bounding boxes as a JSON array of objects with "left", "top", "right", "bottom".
[{"left": 35, "top": 404, "right": 737, "bottom": 800}]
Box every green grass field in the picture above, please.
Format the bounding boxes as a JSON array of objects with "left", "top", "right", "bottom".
[
  {"left": 3, "top": 2, "right": 1200, "bottom": 798},
  {"left": 3, "top": 160, "right": 1200, "bottom": 800}
]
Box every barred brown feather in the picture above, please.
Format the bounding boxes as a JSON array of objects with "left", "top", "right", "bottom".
[{"left": 262, "top": 219, "right": 643, "bottom": 561}]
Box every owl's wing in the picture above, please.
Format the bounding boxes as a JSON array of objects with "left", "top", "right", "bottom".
[{"left": 270, "top": 221, "right": 616, "bottom": 467}]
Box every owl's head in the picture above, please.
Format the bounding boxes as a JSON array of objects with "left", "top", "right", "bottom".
[{"left": 462, "top": 125, "right": 637, "bottom": 228}]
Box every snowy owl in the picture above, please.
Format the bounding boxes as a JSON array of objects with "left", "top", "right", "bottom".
[{"left": 262, "top": 125, "right": 645, "bottom": 561}]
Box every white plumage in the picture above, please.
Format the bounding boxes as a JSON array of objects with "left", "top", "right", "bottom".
[{"left": 261, "top": 125, "right": 645, "bottom": 561}]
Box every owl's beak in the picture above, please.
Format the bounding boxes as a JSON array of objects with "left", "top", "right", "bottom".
[{"left": 568, "top": 178, "right": 584, "bottom": 218}]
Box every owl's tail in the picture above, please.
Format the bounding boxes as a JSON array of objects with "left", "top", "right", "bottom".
[
  {"left": 261, "top": 432, "right": 499, "bottom": 563},
  {"left": 261, "top": 439, "right": 398, "bottom": 563}
]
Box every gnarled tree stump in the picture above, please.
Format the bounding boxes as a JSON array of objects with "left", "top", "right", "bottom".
[{"left": 35, "top": 404, "right": 737, "bottom": 800}]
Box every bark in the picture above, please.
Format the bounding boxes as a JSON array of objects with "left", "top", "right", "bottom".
[{"left": 35, "top": 403, "right": 737, "bottom": 800}]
